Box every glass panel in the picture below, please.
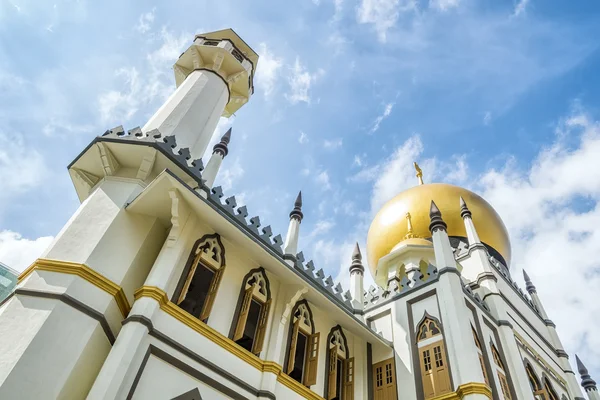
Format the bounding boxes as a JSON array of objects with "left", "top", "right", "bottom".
[
  {"left": 385, "top": 363, "right": 393, "bottom": 384},
  {"left": 423, "top": 349, "right": 432, "bottom": 372},
  {"left": 434, "top": 346, "right": 443, "bottom": 367},
  {"left": 180, "top": 264, "right": 214, "bottom": 318},
  {"left": 376, "top": 366, "right": 383, "bottom": 387},
  {"left": 290, "top": 332, "right": 307, "bottom": 383},
  {"left": 235, "top": 300, "right": 262, "bottom": 352}
]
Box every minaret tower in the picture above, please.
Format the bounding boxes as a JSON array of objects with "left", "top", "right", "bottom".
[
  {"left": 283, "top": 191, "right": 303, "bottom": 260},
  {"left": 576, "top": 355, "right": 600, "bottom": 400},
  {"left": 202, "top": 128, "right": 232, "bottom": 188},
  {"left": 349, "top": 243, "right": 365, "bottom": 311},
  {"left": 143, "top": 29, "right": 257, "bottom": 159}
]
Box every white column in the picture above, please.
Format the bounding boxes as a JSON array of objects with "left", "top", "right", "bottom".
[
  {"left": 283, "top": 192, "right": 303, "bottom": 257},
  {"left": 349, "top": 243, "right": 365, "bottom": 311},
  {"left": 142, "top": 69, "right": 229, "bottom": 160},
  {"left": 202, "top": 128, "right": 231, "bottom": 188}
]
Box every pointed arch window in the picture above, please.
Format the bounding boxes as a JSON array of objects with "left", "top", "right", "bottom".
[
  {"left": 231, "top": 268, "right": 271, "bottom": 356},
  {"left": 417, "top": 316, "right": 451, "bottom": 399},
  {"left": 472, "top": 327, "right": 489, "bottom": 386},
  {"left": 325, "top": 326, "right": 354, "bottom": 400},
  {"left": 285, "top": 300, "right": 320, "bottom": 386},
  {"left": 491, "top": 344, "right": 511, "bottom": 400},
  {"left": 174, "top": 234, "right": 225, "bottom": 322}
]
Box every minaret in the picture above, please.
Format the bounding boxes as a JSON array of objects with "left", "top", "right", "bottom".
[
  {"left": 202, "top": 128, "right": 231, "bottom": 188},
  {"left": 460, "top": 196, "right": 481, "bottom": 245},
  {"left": 349, "top": 243, "right": 365, "bottom": 311},
  {"left": 283, "top": 192, "right": 303, "bottom": 259},
  {"left": 577, "top": 355, "right": 600, "bottom": 400},
  {"left": 142, "top": 29, "right": 257, "bottom": 159},
  {"left": 429, "top": 201, "right": 456, "bottom": 269},
  {"left": 523, "top": 270, "right": 585, "bottom": 398}
]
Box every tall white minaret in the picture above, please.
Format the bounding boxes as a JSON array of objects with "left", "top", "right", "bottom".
[
  {"left": 202, "top": 128, "right": 232, "bottom": 188},
  {"left": 143, "top": 30, "right": 257, "bottom": 159},
  {"left": 349, "top": 243, "right": 365, "bottom": 311},
  {"left": 283, "top": 192, "right": 303, "bottom": 258}
]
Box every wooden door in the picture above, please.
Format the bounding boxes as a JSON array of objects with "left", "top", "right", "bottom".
[{"left": 373, "top": 359, "right": 397, "bottom": 400}]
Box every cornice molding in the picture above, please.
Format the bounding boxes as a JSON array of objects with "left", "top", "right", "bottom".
[
  {"left": 429, "top": 382, "right": 493, "bottom": 400},
  {"left": 19, "top": 258, "right": 131, "bottom": 318},
  {"left": 134, "top": 285, "right": 325, "bottom": 399}
]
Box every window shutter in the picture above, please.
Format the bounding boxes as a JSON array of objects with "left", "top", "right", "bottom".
[
  {"left": 303, "top": 332, "right": 320, "bottom": 386},
  {"left": 327, "top": 346, "right": 338, "bottom": 400},
  {"left": 421, "top": 347, "right": 435, "bottom": 399},
  {"left": 343, "top": 357, "right": 355, "bottom": 400},
  {"left": 199, "top": 267, "right": 223, "bottom": 321},
  {"left": 177, "top": 255, "right": 201, "bottom": 305},
  {"left": 433, "top": 344, "right": 451, "bottom": 394},
  {"left": 233, "top": 286, "right": 254, "bottom": 341},
  {"left": 252, "top": 298, "right": 271, "bottom": 355},
  {"left": 286, "top": 320, "right": 300, "bottom": 374}
]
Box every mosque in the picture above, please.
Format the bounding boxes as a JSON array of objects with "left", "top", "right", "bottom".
[{"left": 0, "top": 29, "right": 597, "bottom": 400}]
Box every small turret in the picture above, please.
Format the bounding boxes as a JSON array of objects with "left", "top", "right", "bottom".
[
  {"left": 349, "top": 243, "right": 365, "bottom": 311},
  {"left": 459, "top": 197, "right": 482, "bottom": 246},
  {"left": 283, "top": 191, "right": 303, "bottom": 259},
  {"left": 576, "top": 355, "right": 599, "bottom": 399},
  {"left": 202, "top": 128, "right": 232, "bottom": 188},
  {"left": 429, "top": 200, "right": 456, "bottom": 270},
  {"left": 522, "top": 269, "right": 536, "bottom": 294}
]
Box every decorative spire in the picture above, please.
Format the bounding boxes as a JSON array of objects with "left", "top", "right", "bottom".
[
  {"left": 576, "top": 355, "right": 598, "bottom": 392},
  {"left": 212, "top": 128, "right": 232, "bottom": 157},
  {"left": 349, "top": 243, "right": 364, "bottom": 275},
  {"left": 429, "top": 200, "right": 447, "bottom": 233},
  {"left": 289, "top": 191, "right": 304, "bottom": 221},
  {"left": 414, "top": 162, "right": 424, "bottom": 185},
  {"left": 404, "top": 212, "right": 418, "bottom": 239},
  {"left": 523, "top": 269, "right": 536, "bottom": 293},
  {"left": 460, "top": 196, "right": 472, "bottom": 219}
]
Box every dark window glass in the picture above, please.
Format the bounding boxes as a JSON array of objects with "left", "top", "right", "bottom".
[
  {"left": 236, "top": 300, "right": 262, "bottom": 352},
  {"left": 290, "top": 332, "right": 308, "bottom": 383},
  {"left": 180, "top": 264, "right": 214, "bottom": 318},
  {"left": 332, "top": 359, "right": 343, "bottom": 400}
]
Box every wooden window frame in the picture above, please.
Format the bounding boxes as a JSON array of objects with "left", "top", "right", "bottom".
[
  {"left": 285, "top": 300, "right": 320, "bottom": 387},
  {"left": 172, "top": 233, "right": 226, "bottom": 323},
  {"left": 231, "top": 267, "right": 271, "bottom": 356},
  {"left": 325, "top": 325, "right": 353, "bottom": 400},
  {"left": 416, "top": 315, "right": 451, "bottom": 400},
  {"left": 491, "top": 343, "right": 512, "bottom": 400},
  {"left": 472, "top": 327, "right": 489, "bottom": 386},
  {"left": 373, "top": 358, "right": 398, "bottom": 400}
]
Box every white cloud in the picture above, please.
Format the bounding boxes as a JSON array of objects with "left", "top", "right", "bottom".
[
  {"left": 135, "top": 8, "right": 155, "bottom": 33},
  {"left": 0, "top": 231, "right": 54, "bottom": 272},
  {"left": 483, "top": 111, "right": 492, "bottom": 125},
  {"left": 255, "top": 43, "right": 283, "bottom": 99},
  {"left": 285, "top": 58, "right": 325, "bottom": 105},
  {"left": 369, "top": 102, "right": 394, "bottom": 134},
  {"left": 353, "top": 155, "right": 364, "bottom": 167},
  {"left": 323, "top": 138, "right": 343, "bottom": 149},
  {"left": 429, "top": 0, "right": 460, "bottom": 11},
  {"left": 216, "top": 157, "right": 245, "bottom": 191},
  {"left": 0, "top": 131, "right": 46, "bottom": 201},
  {"left": 513, "top": 0, "right": 530, "bottom": 17},
  {"left": 357, "top": 0, "right": 416, "bottom": 42},
  {"left": 299, "top": 131, "right": 309, "bottom": 144},
  {"left": 316, "top": 170, "right": 332, "bottom": 190}
]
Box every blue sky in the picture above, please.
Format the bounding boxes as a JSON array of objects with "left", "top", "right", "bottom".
[{"left": 1, "top": 0, "right": 600, "bottom": 380}]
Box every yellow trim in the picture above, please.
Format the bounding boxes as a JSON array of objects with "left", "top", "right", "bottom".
[
  {"left": 19, "top": 258, "right": 131, "bottom": 317},
  {"left": 430, "top": 383, "right": 492, "bottom": 400},
  {"left": 134, "top": 286, "right": 325, "bottom": 400},
  {"left": 513, "top": 332, "right": 568, "bottom": 387}
]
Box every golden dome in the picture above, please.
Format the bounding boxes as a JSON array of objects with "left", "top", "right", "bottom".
[{"left": 366, "top": 183, "right": 511, "bottom": 278}]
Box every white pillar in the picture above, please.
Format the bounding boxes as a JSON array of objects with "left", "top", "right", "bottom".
[
  {"left": 429, "top": 201, "right": 487, "bottom": 399},
  {"left": 349, "top": 243, "right": 365, "bottom": 311},
  {"left": 143, "top": 69, "right": 228, "bottom": 160},
  {"left": 202, "top": 128, "right": 231, "bottom": 188},
  {"left": 283, "top": 192, "right": 303, "bottom": 257}
]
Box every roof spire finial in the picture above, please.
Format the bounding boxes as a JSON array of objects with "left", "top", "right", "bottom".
[
  {"left": 414, "top": 162, "right": 424, "bottom": 185},
  {"left": 576, "top": 355, "right": 598, "bottom": 392},
  {"left": 429, "top": 200, "right": 447, "bottom": 233},
  {"left": 349, "top": 242, "right": 364, "bottom": 274},
  {"left": 213, "top": 127, "right": 232, "bottom": 157},
  {"left": 523, "top": 269, "right": 536, "bottom": 293},
  {"left": 289, "top": 191, "right": 304, "bottom": 222},
  {"left": 404, "top": 212, "right": 418, "bottom": 239},
  {"left": 460, "top": 196, "right": 472, "bottom": 219}
]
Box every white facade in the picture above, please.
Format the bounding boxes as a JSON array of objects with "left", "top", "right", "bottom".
[{"left": 0, "top": 28, "right": 596, "bottom": 400}]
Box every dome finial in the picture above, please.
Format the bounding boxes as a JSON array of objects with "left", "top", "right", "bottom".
[
  {"left": 404, "top": 212, "right": 418, "bottom": 239},
  {"left": 414, "top": 162, "right": 424, "bottom": 185}
]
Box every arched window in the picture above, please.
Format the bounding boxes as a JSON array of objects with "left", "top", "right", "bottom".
[
  {"left": 417, "top": 315, "right": 451, "bottom": 399},
  {"left": 285, "top": 300, "right": 320, "bottom": 386},
  {"left": 231, "top": 268, "right": 271, "bottom": 355},
  {"left": 543, "top": 377, "right": 559, "bottom": 400},
  {"left": 491, "top": 344, "right": 511, "bottom": 400},
  {"left": 174, "top": 234, "right": 225, "bottom": 322},
  {"left": 472, "top": 326, "right": 489, "bottom": 386},
  {"left": 325, "top": 326, "right": 354, "bottom": 400},
  {"left": 525, "top": 361, "right": 560, "bottom": 400}
]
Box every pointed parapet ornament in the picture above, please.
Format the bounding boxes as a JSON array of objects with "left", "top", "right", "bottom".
[
  {"left": 289, "top": 191, "right": 304, "bottom": 222},
  {"left": 404, "top": 212, "right": 418, "bottom": 239},
  {"left": 349, "top": 243, "right": 364, "bottom": 275},
  {"left": 576, "top": 355, "right": 598, "bottom": 392},
  {"left": 429, "top": 200, "right": 447, "bottom": 233},
  {"left": 414, "top": 161, "right": 424, "bottom": 185},
  {"left": 460, "top": 196, "right": 472, "bottom": 219},
  {"left": 522, "top": 269, "right": 537, "bottom": 294},
  {"left": 213, "top": 127, "right": 232, "bottom": 157}
]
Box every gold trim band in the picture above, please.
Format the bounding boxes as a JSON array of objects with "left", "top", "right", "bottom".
[
  {"left": 19, "top": 258, "right": 131, "bottom": 318},
  {"left": 134, "top": 285, "right": 325, "bottom": 400},
  {"left": 431, "top": 383, "right": 493, "bottom": 399}
]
